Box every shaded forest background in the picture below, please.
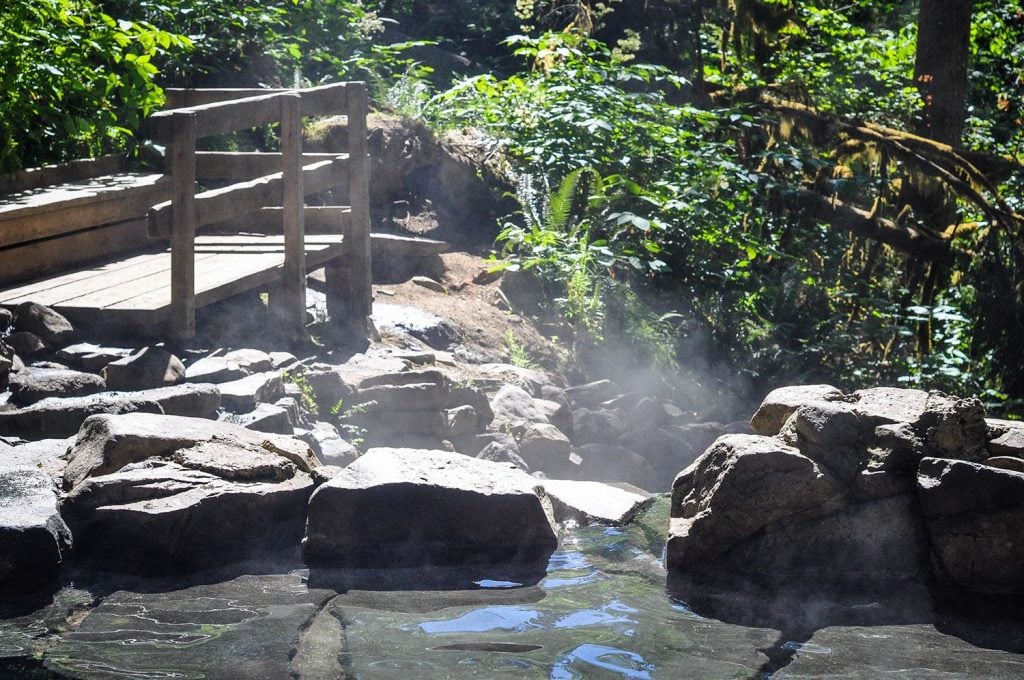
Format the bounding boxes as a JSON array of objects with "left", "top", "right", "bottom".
[{"left": 2, "top": 0, "right": 1023, "bottom": 414}]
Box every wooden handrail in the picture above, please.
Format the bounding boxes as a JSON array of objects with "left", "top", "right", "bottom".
[{"left": 164, "top": 82, "right": 351, "bottom": 119}]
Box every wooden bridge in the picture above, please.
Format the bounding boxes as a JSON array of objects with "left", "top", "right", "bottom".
[{"left": 0, "top": 82, "right": 371, "bottom": 342}]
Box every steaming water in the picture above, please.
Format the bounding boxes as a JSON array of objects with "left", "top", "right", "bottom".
[{"left": 2, "top": 498, "right": 1023, "bottom": 678}]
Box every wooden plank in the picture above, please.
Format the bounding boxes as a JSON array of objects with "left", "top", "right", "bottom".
[
  {"left": 327, "top": 82, "right": 372, "bottom": 327},
  {"left": 148, "top": 158, "right": 348, "bottom": 238},
  {"left": 165, "top": 84, "right": 350, "bottom": 118},
  {"left": 0, "top": 154, "right": 126, "bottom": 194},
  {"left": 0, "top": 250, "right": 171, "bottom": 306},
  {"left": 195, "top": 152, "right": 341, "bottom": 180},
  {"left": 169, "top": 111, "right": 198, "bottom": 339},
  {"left": 204, "top": 205, "right": 350, "bottom": 234},
  {"left": 273, "top": 92, "right": 307, "bottom": 337},
  {"left": 0, "top": 217, "right": 156, "bottom": 286},
  {"left": 147, "top": 93, "right": 284, "bottom": 144},
  {"left": 0, "top": 174, "right": 169, "bottom": 248},
  {"left": 296, "top": 82, "right": 350, "bottom": 118}
]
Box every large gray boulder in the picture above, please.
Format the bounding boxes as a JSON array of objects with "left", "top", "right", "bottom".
[
  {"left": 0, "top": 467, "right": 71, "bottom": 590},
  {"left": 667, "top": 434, "right": 847, "bottom": 571},
  {"left": 12, "top": 302, "right": 75, "bottom": 347},
  {"left": 102, "top": 346, "right": 185, "bottom": 391},
  {"left": 0, "top": 383, "right": 220, "bottom": 439},
  {"left": 918, "top": 457, "right": 1024, "bottom": 594},
  {"left": 63, "top": 412, "right": 318, "bottom": 490},
  {"left": 490, "top": 384, "right": 552, "bottom": 426},
  {"left": 63, "top": 459, "right": 313, "bottom": 574},
  {"left": 8, "top": 366, "right": 106, "bottom": 405},
  {"left": 304, "top": 448, "right": 556, "bottom": 567}
]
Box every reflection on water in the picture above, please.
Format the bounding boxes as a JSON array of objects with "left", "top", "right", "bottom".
[
  {"left": 551, "top": 644, "right": 655, "bottom": 679},
  {"left": 2, "top": 496, "right": 1024, "bottom": 678}
]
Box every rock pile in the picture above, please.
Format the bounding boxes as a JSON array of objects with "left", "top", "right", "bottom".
[
  {"left": 1, "top": 302, "right": 659, "bottom": 593},
  {"left": 667, "top": 385, "right": 1024, "bottom": 595}
]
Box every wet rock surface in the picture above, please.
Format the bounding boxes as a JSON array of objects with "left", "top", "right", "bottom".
[{"left": 0, "top": 467, "right": 70, "bottom": 590}]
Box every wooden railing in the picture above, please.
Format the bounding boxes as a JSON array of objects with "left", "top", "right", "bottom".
[{"left": 145, "top": 82, "right": 371, "bottom": 340}]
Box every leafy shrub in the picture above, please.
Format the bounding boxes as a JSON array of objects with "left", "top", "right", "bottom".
[{"left": 0, "top": 0, "right": 189, "bottom": 171}]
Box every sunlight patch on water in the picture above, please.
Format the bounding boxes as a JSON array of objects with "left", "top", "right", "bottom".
[
  {"left": 551, "top": 643, "right": 655, "bottom": 679},
  {"left": 418, "top": 606, "right": 543, "bottom": 634}
]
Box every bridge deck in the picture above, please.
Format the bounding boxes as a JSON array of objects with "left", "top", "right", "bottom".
[{"left": 0, "top": 232, "right": 343, "bottom": 330}]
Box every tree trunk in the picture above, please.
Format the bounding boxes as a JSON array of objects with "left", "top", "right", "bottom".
[{"left": 914, "top": 0, "right": 974, "bottom": 146}]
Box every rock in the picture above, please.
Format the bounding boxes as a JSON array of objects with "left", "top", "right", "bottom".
[
  {"left": 987, "top": 418, "right": 1024, "bottom": 458},
  {"left": 0, "top": 467, "right": 71, "bottom": 591},
  {"left": 722, "top": 493, "right": 929, "bottom": 583},
  {"left": 448, "top": 384, "right": 494, "bottom": 426},
  {"left": 353, "top": 381, "right": 449, "bottom": 412},
  {"left": 185, "top": 355, "right": 247, "bottom": 383},
  {"left": 221, "top": 348, "right": 275, "bottom": 373},
  {"left": 372, "top": 303, "right": 460, "bottom": 349},
  {"left": 918, "top": 457, "right": 1024, "bottom": 594},
  {"left": 516, "top": 422, "right": 571, "bottom": 470},
  {"left": 0, "top": 383, "right": 220, "bottom": 439},
  {"left": 667, "top": 434, "right": 847, "bottom": 571},
  {"left": 565, "top": 379, "right": 620, "bottom": 409},
  {"left": 8, "top": 366, "right": 106, "bottom": 405},
  {"left": 62, "top": 412, "right": 317, "bottom": 490},
  {"left": 619, "top": 426, "right": 703, "bottom": 488},
  {"left": 303, "top": 422, "right": 359, "bottom": 467},
  {"left": 358, "top": 368, "right": 445, "bottom": 389},
  {"left": 565, "top": 444, "right": 663, "bottom": 492},
  {"left": 0, "top": 438, "right": 71, "bottom": 479},
  {"left": 476, "top": 436, "right": 529, "bottom": 471},
  {"left": 64, "top": 460, "right": 313, "bottom": 573},
  {"left": 172, "top": 439, "right": 297, "bottom": 481},
  {"left": 0, "top": 308, "right": 11, "bottom": 332},
  {"left": 273, "top": 396, "right": 302, "bottom": 426},
  {"left": 475, "top": 363, "right": 551, "bottom": 397},
  {"left": 303, "top": 448, "right": 556, "bottom": 567},
  {"left": 0, "top": 339, "right": 12, "bottom": 388},
  {"left": 631, "top": 397, "right": 669, "bottom": 428},
  {"left": 411, "top": 275, "right": 446, "bottom": 293},
  {"left": 572, "top": 407, "right": 629, "bottom": 444},
  {"left": 444, "top": 405, "right": 478, "bottom": 438},
  {"left": 301, "top": 367, "right": 355, "bottom": 415},
  {"left": 850, "top": 387, "right": 931, "bottom": 425},
  {"left": 12, "top": 302, "right": 75, "bottom": 347},
  {"left": 986, "top": 456, "right": 1024, "bottom": 473},
  {"left": 490, "top": 384, "right": 551, "bottom": 425},
  {"left": 103, "top": 346, "right": 186, "bottom": 391},
  {"left": 541, "top": 479, "right": 654, "bottom": 526},
  {"left": 7, "top": 331, "right": 47, "bottom": 359},
  {"left": 749, "top": 384, "right": 844, "bottom": 435},
  {"left": 228, "top": 403, "right": 294, "bottom": 435},
  {"left": 218, "top": 371, "right": 284, "bottom": 413},
  {"left": 269, "top": 351, "right": 299, "bottom": 370},
  {"left": 57, "top": 343, "right": 134, "bottom": 372}
]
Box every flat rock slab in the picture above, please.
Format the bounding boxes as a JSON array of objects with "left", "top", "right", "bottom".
[
  {"left": 63, "top": 412, "right": 318, "bottom": 490},
  {"left": 304, "top": 448, "right": 557, "bottom": 568},
  {"left": 57, "top": 343, "right": 134, "bottom": 372},
  {"left": 64, "top": 460, "right": 314, "bottom": 574},
  {"left": 218, "top": 371, "right": 283, "bottom": 413},
  {"left": 372, "top": 303, "right": 460, "bottom": 350},
  {"left": 8, "top": 366, "right": 106, "bottom": 405},
  {"left": 0, "top": 383, "right": 220, "bottom": 439},
  {"left": 185, "top": 355, "right": 248, "bottom": 383},
  {"left": 541, "top": 479, "right": 654, "bottom": 526},
  {"left": 0, "top": 438, "right": 71, "bottom": 479},
  {"left": 987, "top": 418, "right": 1024, "bottom": 458},
  {"left": 47, "top": 571, "right": 321, "bottom": 680},
  {"left": 0, "top": 467, "right": 71, "bottom": 590},
  {"left": 103, "top": 346, "right": 186, "bottom": 391}
]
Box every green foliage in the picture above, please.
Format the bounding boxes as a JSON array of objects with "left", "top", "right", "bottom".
[{"left": 0, "top": 0, "right": 190, "bottom": 171}]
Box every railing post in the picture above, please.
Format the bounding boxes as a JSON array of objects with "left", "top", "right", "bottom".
[
  {"left": 271, "top": 91, "right": 307, "bottom": 342},
  {"left": 327, "top": 81, "right": 372, "bottom": 335},
  {"left": 169, "top": 111, "right": 197, "bottom": 340}
]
